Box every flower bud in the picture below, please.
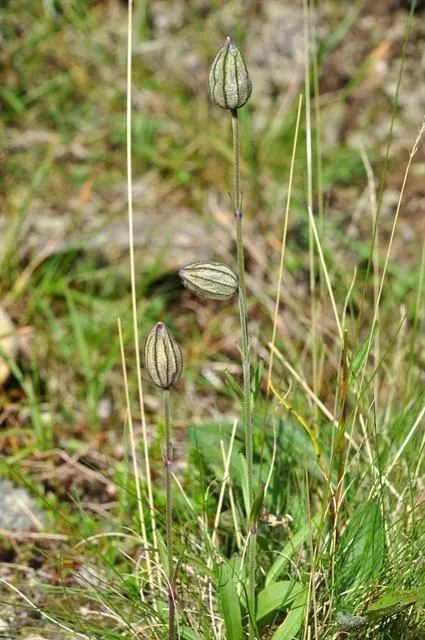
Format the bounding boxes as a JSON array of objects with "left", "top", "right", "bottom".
[
  {"left": 208, "top": 36, "right": 252, "bottom": 110},
  {"left": 144, "top": 322, "right": 183, "bottom": 390},
  {"left": 179, "top": 262, "right": 238, "bottom": 300}
]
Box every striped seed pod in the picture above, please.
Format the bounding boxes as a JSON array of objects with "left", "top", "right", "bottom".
[
  {"left": 144, "top": 322, "right": 183, "bottom": 390},
  {"left": 179, "top": 262, "right": 238, "bottom": 300},
  {"left": 208, "top": 36, "right": 252, "bottom": 110}
]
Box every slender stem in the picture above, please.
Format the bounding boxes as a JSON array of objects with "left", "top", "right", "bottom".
[
  {"left": 163, "top": 389, "right": 175, "bottom": 640},
  {"left": 231, "top": 110, "right": 251, "bottom": 499},
  {"left": 331, "top": 330, "right": 349, "bottom": 541},
  {"left": 231, "top": 109, "right": 241, "bottom": 212},
  {"left": 231, "top": 108, "right": 256, "bottom": 639}
]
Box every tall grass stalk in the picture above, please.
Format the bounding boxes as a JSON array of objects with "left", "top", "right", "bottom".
[
  {"left": 349, "top": 120, "right": 425, "bottom": 470},
  {"left": 117, "top": 318, "right": 149, "bottom": 584},
  {"left": 266, "top": 94, "right": 303, "bottom": 395}
]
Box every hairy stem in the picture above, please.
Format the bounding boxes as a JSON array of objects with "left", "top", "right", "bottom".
[
  {"left": 163, "top": 389, "right": 175, "bottom": 640},
  {"left": 231, "top": 108, "right": 256, "bottom": 638}
]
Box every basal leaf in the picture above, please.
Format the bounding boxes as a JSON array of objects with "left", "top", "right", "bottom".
[
  {"left": 366, "top": 587, "right": 424, "bottom": 619},
  {"left": 266, "top": 515, "right": 319, "bottom": 587},
  {"left": 188, "top": 422, "right": 242, "bottom": 480},
  {"left": 270, "top": 589, "right": 307, "bottom": 640},
  {"left": 338, "top": 501, "right": 385, "bottom": 590},
  {"left": 234, "top": 453, "right": 250, "bottom": 521},
  {"left": 256, "top": 580, "right": 304, "bottom": 622},
  {"left": 218, "top": 562, "right": 244, "bottom": 640},
  {"left": 179, "top": 628, "right": 202, "bottom": 640},
  {"left": 349, "top": 323, "right": 379, "bottom": 383},
  {"left": 224, "top": 370, "right": 244, "bottom": 402}
]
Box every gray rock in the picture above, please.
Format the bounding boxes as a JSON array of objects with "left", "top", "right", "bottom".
[
  {"left": 0, "top": 479, "right": 45, "bottom": 532},
  {"left": 0, "top": 195, "right": 231, "bottom": 271}
]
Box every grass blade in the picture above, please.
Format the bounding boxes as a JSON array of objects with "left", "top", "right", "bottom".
[
  {"left": 256, "top": 581, "right": 304, "bottom": 622},
  {"left": 270, "top": 589, "right": 307, "bottom": 640},
  {"left": 218, "top": 562, "right": 244, "bottom": 640},
  {"left": 266, "top": 515, "right": 319, "bottom": 587}
]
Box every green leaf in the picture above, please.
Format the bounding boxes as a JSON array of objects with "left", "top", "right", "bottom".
[
  {"left": 234, "top": 453, "right": 250, "bottom": 521},
  {"left": 156, "top": 531, "right": 169, "bottom": 580},
  {"left": 251, "top": 359, "right": 264, "bottom": 402},
  {"left": 365, "top": 586, "right": 425, "bottom": 619},
  {"left": 275, "top": 419, "right": 325, "bottom": 481},
  {"left": 338, "top": 501, "right": 385, "bottom": 590},
  {"left": 271, "top": 589, "right": 307, "bottom": 640},
  {"left": 179, "top": 628, "right": 202, "bottom": 640},
  {"left": 349, "top": 323, "right": 379, "bottom": 384},
  {"left": 249, "top": 484, "right": 265, "bottom": 531},
  {"left": 188, "top": 422, "right": 242, "bottom": 480},
  {"left": 229, "top": 554, "right": 248, "bottom": 609},
  {"left": 0, "top": 88, "right": 26, "bottom": 113},
  {"left": 182, "top": 552, "right": 216, "bottom": 581},
  {"left": 218, "top": 562, "right": 244, "bottom": 640},
  {"left": 266, "top": 515, "right": 319, "bottom": 587},
  {"left": 224, "top": 370, "right": 244, "bottom": 402},
  {"left": 256, "top": 581, "right": 304, "bottom": 622}
]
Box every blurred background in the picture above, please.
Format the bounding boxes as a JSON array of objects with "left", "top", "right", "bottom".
[
  {"left": 0, "top": 0, "right": 424, "bottom": 634},
  {"left": 1, "top": 0, "right": 424, "bottom": 426}
]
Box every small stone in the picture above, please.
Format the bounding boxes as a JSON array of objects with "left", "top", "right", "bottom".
[{"left": 0, "top": 480, "right": 45, "bottom": 532}]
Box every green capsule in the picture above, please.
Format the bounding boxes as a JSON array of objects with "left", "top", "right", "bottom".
[
  {"left": 144, "top": 322, "right": 183, "bottom": 390},
  {"left": 179, "top": 262, "right": 238, "bottom": 300},
  {"left": 208, "top": 37, "right": 252, "bottom": 110}
]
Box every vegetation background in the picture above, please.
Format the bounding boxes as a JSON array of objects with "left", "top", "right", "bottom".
[{"left": 0, "top": 0, "right": 424, "bottom": 638}]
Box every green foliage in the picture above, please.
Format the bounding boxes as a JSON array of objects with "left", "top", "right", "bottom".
[
  {"left": 266, "top": 515, "right": 320, "bottom": 587},
  {"left": 366, "top": 586, "right": 425, "bottom": 619},
  {"left": 349, "top": 322, "right": 379, "bottom": 384},
  {"left": 337, "top": 501, "right": 385, "bottom": 594},
  {"left": 218, "top": 562, "right": 244, "bottom": 640},
  {"left": 249, "top": 484, "right": 265, "bottom": 531},
  {"left": 270, "top": 589, "right": 308, "bottom": 640},
  {"left": 256, "top": 581, "right": 304, "bottom": 622},
  {"left": 188, "top": 422, "right": 243, "bottom": 482},
  {"left": 235, "top": 452, "right": 251, "bottom": 521},
  {"left": 224, "top": 369, "right": 244, "bottom": 402},
  {"left": 322, "top": 147, "right": 365, "bottom": 186}
]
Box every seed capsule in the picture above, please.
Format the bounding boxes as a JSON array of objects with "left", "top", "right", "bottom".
[
  {"left": 179, "top": 262, "right": 238, "bottom": 300},
  {"left": 144, "top": 322, "right": 183, "bottom": 390},
  {"left": 208, "top": 36, "right": 252, "bottom": 110}
]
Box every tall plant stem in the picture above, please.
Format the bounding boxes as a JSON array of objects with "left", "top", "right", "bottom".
[
  {"left": 163, "top": 389, "right": 176, "bottom": 640},
  {"left": 231, "top": 108, "right": 256, "bottom": 638}
]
